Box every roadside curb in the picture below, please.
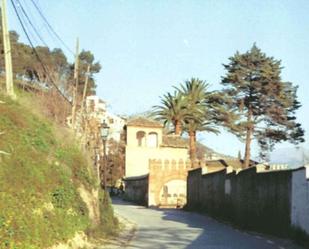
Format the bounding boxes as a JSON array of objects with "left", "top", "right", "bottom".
[
  {"left": 97, "top": 212, "right": 137, "bottom": 248},
  {"left": 114, "top": 212, "right": 137, "bottom": 247}
]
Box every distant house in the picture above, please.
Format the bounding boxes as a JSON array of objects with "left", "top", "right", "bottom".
[
  {"left": 202, "top": 158, "right": 258, "bottom": 173},
  {"left": 86, "top": 95, "right": 106, "bottom": 114},
  {"left": 85, "top": 95, "right": 126, "bottom": 142}
]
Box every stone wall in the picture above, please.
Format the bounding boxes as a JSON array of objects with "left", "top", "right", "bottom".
[
  {"left": 123, "top": 159, "right": 191, "bottom": 207},
  {"left": 148, "top": 159, "right": 191, "bottom": 207},
  {"left": 123, "top": 174, "right": 149, "bottom": 205},
  {"left": 187, "top": 166, "right": 309, "bottom": 236}
]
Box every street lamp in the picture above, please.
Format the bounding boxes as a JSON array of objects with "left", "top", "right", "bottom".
[{"left": 100, "top": 120, "right": 110, "bottom": 192}]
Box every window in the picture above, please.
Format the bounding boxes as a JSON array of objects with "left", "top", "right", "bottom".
[
  {"left": 147, "top": 132, "right": 158, "bottom": 148},
  {"left": 136, "top": 131, "right": 146, "bottom": 147}
]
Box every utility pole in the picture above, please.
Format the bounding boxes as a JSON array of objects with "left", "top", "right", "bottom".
[
  {"left": 1, "top": 0, "right": 15, "bottom": 98},
  {"left": 80, "top": 64, "right": 90, "bottom": 114},
  {"left": 79, "top": 64, "right": 90, "bottom": 148},
  {"left": 71, "top": 37, "right": 79, "bottom": 129}
]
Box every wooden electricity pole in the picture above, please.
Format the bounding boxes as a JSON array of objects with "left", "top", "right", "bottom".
[
  {"left": 79, "top": 64, "right": 90, "bottom": 148},
  {"left": 1, "top": 0, "right": 15, "bottom": 98},
  {"left": 80, "top": 64, "right": 90, "bottom": 113},
  {"left": 71, "top": 38, "right": 79, "bottom": 128}
]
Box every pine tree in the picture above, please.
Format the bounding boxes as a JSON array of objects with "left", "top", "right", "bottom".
[
  {"left": 238, "top": 150, "right": 242, "bottom": 161},
  {"left": 221, "top": 44, "right": 305, "bottom": 168}
]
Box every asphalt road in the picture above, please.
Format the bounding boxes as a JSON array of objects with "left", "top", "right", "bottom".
[{"left": 112, "top": 198, "right": 304, "bottom": 249}]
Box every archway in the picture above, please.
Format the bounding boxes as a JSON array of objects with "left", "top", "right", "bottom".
[
  {"left": 136, "top": 131, "right": 146, "bottom": 146},
  {"left": 159, "top": 179, "right": 186, "bottom": 206}
]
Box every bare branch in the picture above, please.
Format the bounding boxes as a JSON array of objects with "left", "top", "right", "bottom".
[{"left": 0, "top": 150, "right": 10, "bottom": 156}]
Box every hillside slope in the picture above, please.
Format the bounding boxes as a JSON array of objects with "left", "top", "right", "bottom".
[{"left": 0, "top": 93, "right": 117, "bottom": 249}]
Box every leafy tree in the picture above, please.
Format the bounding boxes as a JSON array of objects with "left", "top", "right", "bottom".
[
  {"left": 0, "top": 24, "right": 101, "bottom": 124},
  {"left": 221, "top": 44, "right": 304, "bottom": 167},
  {"left": 0, "top": 29, "right": 33, "bottom": 78},
  {"left": 26, "top": 46, "right": 69, "bottom": 87},
  {"left": 0, "top": 23, "right": 70, "bottom": 91},
  {"left": 69, "top": 50, "right": 101, "bottom": 98},
  {"left": 102, "top": 138, "right": 125, "bottom": 187}
]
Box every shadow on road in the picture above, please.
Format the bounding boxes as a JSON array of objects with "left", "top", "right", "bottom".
[{"left": 112, "top": 197, "right": 303, "bottom": 249}]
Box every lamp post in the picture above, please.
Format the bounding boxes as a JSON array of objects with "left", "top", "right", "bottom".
[{"left": 100, "top": 120, "right": 110, "bottom": 192}]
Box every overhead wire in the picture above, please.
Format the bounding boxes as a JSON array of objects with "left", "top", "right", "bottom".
[
  {"left": 20, "top": 0, "right": 58, "bottom": 46},
  {"left": 15, "top": 0, "right": 48, "bottom": 47},
  {"left": 29, "top": 0, "right": 75, "bottom": 56},
  {"left": 10, "top": 0, "right": 40, "bottom": 46},
  {"left": 10, "top": 0, "right": 72, "bottom": 105}
]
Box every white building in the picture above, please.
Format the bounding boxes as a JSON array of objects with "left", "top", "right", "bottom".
[
  {"left": 86, "top": 95, "right": 106, "bottom": 114},
  {"left": 105, "top": 111, "right": 126, "bottom": 141},
  {"left": 85, "top": 95, "right": 125, "bottom": 142}
]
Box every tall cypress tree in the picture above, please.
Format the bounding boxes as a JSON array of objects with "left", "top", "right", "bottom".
[{"left": 221, "top": 44, "right": 304, "bottom": 167}]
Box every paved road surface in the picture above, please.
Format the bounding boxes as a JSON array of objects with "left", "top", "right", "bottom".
[{"left": 112, "top": 198, "right": 304, "bottom": 249}]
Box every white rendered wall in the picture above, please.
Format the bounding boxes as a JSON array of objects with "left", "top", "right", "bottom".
[
  {"left": 125, "top": 126, "right": 189, "bottom": 177},
  {"left": 125, "top": 146, "right": 189, "bottom": 177},
  {"left": 291, "top": 167, "right": 309, "bottom": 234}
]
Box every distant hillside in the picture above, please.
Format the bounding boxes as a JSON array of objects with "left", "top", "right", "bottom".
[
  {"left": 195, "top": 140, "right": 237, "bottom": 160},
  {"left": 0, "top": 92, "right": 118, "bottom": 248}
]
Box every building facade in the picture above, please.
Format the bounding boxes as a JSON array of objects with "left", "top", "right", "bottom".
[
  {"left": 124, "top": 117, "right": 190, "bottom": 207},
  {"left": 85, "top": 95, "right": 126, "bottom": 142}
]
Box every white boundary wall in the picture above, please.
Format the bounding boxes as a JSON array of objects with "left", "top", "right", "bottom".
[{"left": 291, "top": 166, "right": 309, "bottom": 234}]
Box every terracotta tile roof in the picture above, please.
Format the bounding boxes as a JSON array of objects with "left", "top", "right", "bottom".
[
  {"left": 205, "top": 159, "right": 258, "bottom": 170},
  {"left": 205, "top": 160, "right": 229, "bottom": 168},
  {"left": 124, "top": 174, "right": 149, "bottom": 181},
  {"left": 127, "top": 117, "right": 163, "bottom": 128},
  {"left": 161, "top": 135, "right": 188, "bottom": 148}
]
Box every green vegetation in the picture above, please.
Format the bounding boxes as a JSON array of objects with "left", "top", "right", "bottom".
[
  {"left": 152, "top": 45, "right": 305, "bottom": 167},
  {"left": 153, "top": 78, "right": 222, "bottom": 163},
  {"left": 0, "top": 92, "right": 117, "bottom": 248},
  {"left": 0, "top": 9, "right": 116, "bottom": 248},
  {"left": 221, "top": 44, "right": 304, "bottom": 167},
  {"left": 0, "top": 28, "right": 101, "bottom": 97},
  {"left": 87, "top": 192, "right": 119, "bottom": 239}
]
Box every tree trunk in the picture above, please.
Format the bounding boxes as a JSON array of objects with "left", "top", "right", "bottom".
[
  {"left": 244, "top": 108, "right": 253, "bottom": 168},
  {"left": 174, "top": 120, "right": 181, "bottom": 135},
  {"left": 189, "top": 130, "right": 197, "bottom": 167}
]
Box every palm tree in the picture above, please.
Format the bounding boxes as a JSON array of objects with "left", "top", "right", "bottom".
[
  {"left": 153, "top": 78, "right": 221, "bottom": 166},
  {"left": 178, "top": 78, "right": 220, "bottom": 164},
  {"left": 152, "top": 91, "right": 187, "bottom": 135}
]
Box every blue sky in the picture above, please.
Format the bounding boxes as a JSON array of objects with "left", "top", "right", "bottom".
[{"left": 8, "top": 0, "right": 309, "bottom": 159}]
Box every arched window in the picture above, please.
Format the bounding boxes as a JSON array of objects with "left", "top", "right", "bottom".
[
  {"left": 136, "top": 131, "right": 146, "bottom": 147},
  {"left": 148, "top": 132, "right": 158, "bottom": 148}
]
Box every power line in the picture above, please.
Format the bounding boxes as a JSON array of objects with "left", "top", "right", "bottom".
[
  {"left": 15, "top": 0, "right": 48, "bottom": 47},
  {"left": 29, "top": 0, "right": 74, "bottom": 56},
  {"left": 10, "top": 0, "right": 72, "bottom": 105},
  {"left": 14, "top": 3, "right": 40, "bottom": 45},
  {"left": 20, "top": 0, "right": 58, "bottom": 46}
]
